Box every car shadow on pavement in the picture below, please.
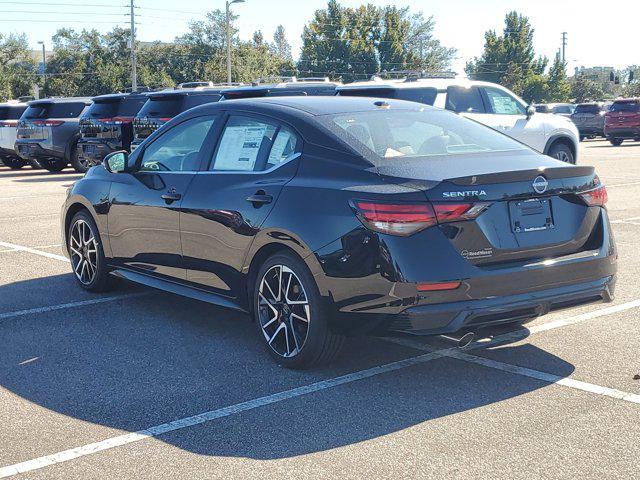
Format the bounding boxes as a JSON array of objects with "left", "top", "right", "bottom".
[{"left": 0, "top": 273, "right": 575, "bottom": 460}]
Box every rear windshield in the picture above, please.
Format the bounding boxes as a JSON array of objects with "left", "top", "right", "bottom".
[
  {"left": 86, "top": 96, "right": 147, "bottom": 118},
  {"left": 24, "top": 102, "right": 87, "bottom": 119},
  {"left": 0, "top": 105, "right": 27, "bottom": 120},
  {"left": 610, "top": 102, "right": 640, "bottom": 112},
  {"left": 574, "top": 104, "right": 601, "bottom": 114},
  {"left": 339, "top": 87, "right": 437, "bottom": 106},
  {"left": 553, "top": 105, "right": 574, "bottom": 114},
  {"left": 324, "top": 108, "right": 526, "bottom": 165},
  {"left": 282, "top": 85, "right": 337, "bottom": 96},
  {"left": 137, "top": 93, "right": 220, "bottom": 117}
]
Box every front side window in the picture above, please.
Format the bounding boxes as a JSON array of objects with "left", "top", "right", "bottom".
[
  {"left": 445, "top": 86, "right": 485, "bottom": 114},
  {"left": 140, "top": 116, "right": 215, "bottom": 172},
  {"left": 483, "top": 87, "right": 526, "bottom": 115},
  {"left": 326, "top": 108, "right": 527, "bottom": 163},
  {"left": 211, "top": 116, "right": 299, "bottom": 172}
]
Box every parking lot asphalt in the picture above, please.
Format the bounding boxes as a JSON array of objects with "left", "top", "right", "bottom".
[{"left": 0, "top": 139, "right": 639, "bottom": 479}]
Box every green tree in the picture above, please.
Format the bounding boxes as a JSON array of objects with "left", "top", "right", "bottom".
[
  {"left": 546, "top": 55, "right": 571, "bottom": 102},
  {"left": 0, "top": 33, "right": 38, "bottom": 101},
  {"left": 466, "top": 11, "right": 547, "bottom": 95},
  {"left": 571, "top": 76, "right": 605, "bottom": 103}
]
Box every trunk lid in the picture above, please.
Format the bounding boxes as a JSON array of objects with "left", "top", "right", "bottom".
[{"left": 377, "top": 150, "right": 601, "bottom": 265}]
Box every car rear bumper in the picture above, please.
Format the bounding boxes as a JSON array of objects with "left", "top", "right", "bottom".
[
  {"left": 78, "top": 140, "right": 118, "bottom": 165},
  {"left": 14, "top": 140, "right": 62, "bottom": 160},
  {"left": 605, "top": 127, "right": 640, "bottom": 139},
  {"left": 577, "top": 126, "right": 604, "bottom": 136},
  {"left": 384, "top": 275, "right": 615, "bottom": 335}
]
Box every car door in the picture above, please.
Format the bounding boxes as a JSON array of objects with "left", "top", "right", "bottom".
[
  {"left": 179, "top": 113, "right": 301, "bottom": 298},
  {"left": 107, "top": 114, "right": 218, "bottom": 280},
  {"left": 478, "top": 86, "right": 547, "bottom": 152}
]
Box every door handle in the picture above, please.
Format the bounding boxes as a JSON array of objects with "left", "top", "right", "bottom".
[
  {"left": 161, "top": 189, "right": 182, "bottom": 204},
  {"left": 246, "top": 193, "right": 273, "bottom": 206}
]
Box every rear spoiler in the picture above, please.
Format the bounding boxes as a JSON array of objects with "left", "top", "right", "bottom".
[{"left": 448, "top": 166, "right": 595, "bottom": 186}]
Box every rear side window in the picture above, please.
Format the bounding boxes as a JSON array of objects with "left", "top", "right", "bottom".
[
  {"left": 610, "top": 102, "right": 640, "bottom": 112},
  {"left": 24, "top": 102, "right": 86, "bottom": 119},
  {"left": 574, "top": 104, "right": 601, "bottom": 114},
  {"left": 483, "top": 87, "right": 526, "bottom": 115},
  {"left": 339, "top": 88, "right": 396, "bottom": 99},
  {"left": 211, "top": 116, "right": 278, "bottom": 172},
  {"left": 0, "top": 106, "right": 26, "bottom": 120},
  {"left": 445, "top": 86, "right": 485, "bottom": 113}
]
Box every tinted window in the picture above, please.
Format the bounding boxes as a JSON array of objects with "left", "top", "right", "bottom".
[
  {"left": 339, "top": 88, "right": 396, "bottom": 99},
  {"left": 610, "top": 102, "right": 640, "bottom": 112},
  {"left": 483, "top": 87, "right": 526, "bottom": 115},
  {"left": 553, "top": 105, "right": 574, "bottom": 114},
  {"left": 445, "top": 86, "right": 485, "bottom": 113},
  {"left": 119, "top": 96, "right": 148, "bottom": 116},
  {"left": 394, "top": 88, "right": 436, "bottom": 105},
  {"left": 85, "top": 100, "right": 120, "bottom": 118},
  {"left": 0, "top": 105, "right": 26, "bottom": 120},
  {"left": 574, "top": 104, "right": 601, "bottom": 114},
  {"left": 327, "top": 109, "right": 526, "bottom": 162},
  {"left": 182, "top": 93, "right": 222, "bottom": 110},
  {"left": 211, "top": 116, "right": 280, "bottom": 172},
  {"left": 140, "top": 116, "right": 215, "bottom": 172},
  {"left": 534, "top": 105, "right": 550, "bottom": 113},
  {"left": 266, "top": 127, "right": 300, "bottom": 169},
  {"left": 137, "top": 96, "right": 182, "bottom": 118},
  {"left": 24, "top": 102, "right": 86, "bottom": 119}
]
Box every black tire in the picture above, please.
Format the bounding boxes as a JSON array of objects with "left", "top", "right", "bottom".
[
  {"left": 70, "top": 144, "right": 90, "bottom": 173},
  {"left": 2, "top": 157, "right": 26, "bottom": 170},
  {"left": 253, "top": 252, "right": 345, "bottom": 369},
  {"left": 610, "top": 138, "right": 623, "bottom": 146},
  {"left": 548, "top": 142, "right": 575, "bottom": 164},
  {"left": 67, "top": 210, "right": 113, "bottom": 292},
  {"left": 579, "top": 135, "right": 585, "bottom": 142},
  {"left": 40, "top": 158, "right": 67, "bottom": 172}
]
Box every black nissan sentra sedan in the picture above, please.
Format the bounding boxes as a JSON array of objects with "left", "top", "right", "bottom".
[{"left": 61, "top": 96, "right": 617, "bottom": 368}]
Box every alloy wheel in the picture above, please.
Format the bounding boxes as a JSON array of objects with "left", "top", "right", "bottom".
[
  {"left": 69, "top": 219, "right": 99, "bottom": 285},
  {"left": 554, "top": 150, "right": 571, "bottom": 162},
  {"left": 258, "top": 265, "right": 311, "bottom": 358}
]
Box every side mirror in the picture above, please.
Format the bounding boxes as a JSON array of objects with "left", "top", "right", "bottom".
[
  {"left": 103, "top": 151, "right": 128, "bottom": 173},
  {"left": 526, "top": 105, "right": 536, "bottom": 119}
]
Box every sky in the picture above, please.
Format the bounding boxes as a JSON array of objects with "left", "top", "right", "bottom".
[{"left": 4, "top": 0, "right": 639, "bottom": 75}]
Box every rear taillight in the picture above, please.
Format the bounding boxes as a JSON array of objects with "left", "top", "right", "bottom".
[
  {"left": 352, "top": 201, "right": 490, "bottom": 236},
  {"left": 98, "top": 116, "right": 134, "bottom": 125},
  {"left": 417, "top": 281, "right": 461, "bottom": 292},
  {"left": 580, "top": 185, "right": 608, "bottom": 206},
  {"left": 32, "top": 120, "right": 64, "bottom": 126},
  {"left": 158, "top": 117, "right": 172, "bottom": 122}
]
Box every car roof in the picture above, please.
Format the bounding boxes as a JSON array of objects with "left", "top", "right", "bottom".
[
  {"left": 215, "top": 95, "right": 432, "bottom": 116},
  {"left": 91, "top": 92, "right": 147, "bottom": 102},
  {"left": 337, "top": 76, "right": 504, "bottom": 92},
  {"left": 28, "top": 97, "right": 93, "bottom": 106},
  {"left": 0, "top": 101, "right": 28, "bottom": 108},
  {"left": 147, "top": 87, "right": 231, "bottom": 99},
  {"left": 612, "top": 98, "right": 640, "bottom": 104}
]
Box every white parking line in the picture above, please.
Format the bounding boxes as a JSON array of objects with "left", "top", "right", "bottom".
[
  {"left": 0, "top": 213, "right": 58, "bottom": 221},
  {"left": 0, "top": 241, "right": 66, "bottom": 262},
  {"left": 0, "top": 244, "right": 61, "bottom": 254},
  {"left": 1, "top": 298, "right": 638, "bottom": 478},
  {"left": 0, "top": 293, "right": 148, "bottom": 321},
  {"left": 385, "top": 337, "right": 640, "bottom": 405}
]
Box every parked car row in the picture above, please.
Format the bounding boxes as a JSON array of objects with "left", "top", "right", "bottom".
[{"left": 18, "top": 74, "right": 640, "bottom": 173}]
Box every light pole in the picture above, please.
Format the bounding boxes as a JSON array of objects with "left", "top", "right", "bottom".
[
  {"left": 226, "top": 0, "right": 245, "bottom": 84},
  {"left": 130, "top": 0, "right": 137, "bottom": 91},
  {"left": 37, "top": 41, "right": 46, "bottom": 97}
]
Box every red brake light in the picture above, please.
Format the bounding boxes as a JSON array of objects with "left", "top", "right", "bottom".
[
  {"left": 580, "top": 185, "right": 607, "bottom": 206},
  {"left": 352, "top": 201, "right": 490, "bottom": 236},
  {"left": 158, "top": 117, "right": 173, "bottom": 122},
  {"left": 98, "top": 116, "right": 134, "bottom": 125},
  {"left": 353, "top": 202, "right": 437, "bottom": 236}
]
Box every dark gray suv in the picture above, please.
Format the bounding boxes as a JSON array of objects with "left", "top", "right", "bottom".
[
  {"left": 15, "top": 97, "right": 92, "bottom": 172},
  {"left": 571, "top": 103, "right": 609, "bottom": 140}
]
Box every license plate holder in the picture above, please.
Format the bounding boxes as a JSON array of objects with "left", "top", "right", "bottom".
[{"left": 509, "top": 198, "right": 554, "bottom": 233}]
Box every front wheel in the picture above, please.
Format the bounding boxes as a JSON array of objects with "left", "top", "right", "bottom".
[
  {"left": 610, "top": 138, "right": 623, "bottom": 146},
  {"left": 68, "top": 211, "right": 113, "bottom": 292},
  {"left": 548, "top": 142, "right": 575, "bottom": 163},
  {"left": 2, "top": 157, "right": 26, "bottom": 170},
  {"left": 254, "top": 252, "right": 345, "bottom": 369}
]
